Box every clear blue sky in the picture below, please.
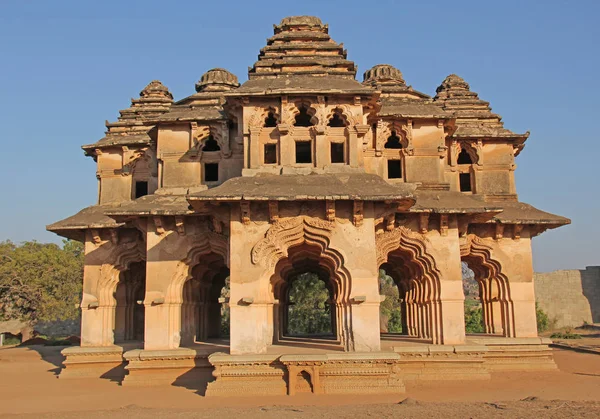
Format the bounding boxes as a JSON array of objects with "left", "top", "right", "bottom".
[{"left": 0, "top": 0, "right": 598, "bottom": 272}]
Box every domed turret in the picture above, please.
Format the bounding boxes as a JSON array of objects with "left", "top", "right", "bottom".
[
  {"left": 363, "top": 64, "right": 405, "bottom": 87},
  {"left": 435, "top": 74, "right": 470, "bottom": 95},
  {"left": 139, "top": 80, "right": 173, "bottom": 100},
  {"left": 195, "top": 68, "right": 240, "bottom": 92}
]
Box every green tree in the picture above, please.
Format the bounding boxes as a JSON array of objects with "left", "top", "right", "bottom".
[
  {"left": 379, "top": 270, "right": 403, "bottom": 333},
  {"left": 0, "top": 240, "right": 83, "bottom": 322},
  {"left": 287, "top": 272, "right": 331, "bottom": 335}
]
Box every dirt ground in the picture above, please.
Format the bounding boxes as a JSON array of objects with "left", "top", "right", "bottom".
[{"left": 0, "top": 345, "right": 599, "bottom": 418}]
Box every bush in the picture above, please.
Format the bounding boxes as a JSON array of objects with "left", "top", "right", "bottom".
[
  {"left": 536, "top": 303, "right": 550, "bottom": 333},
  {"left": 550, "top": 329, "right": 582, "bottom": 340},
  {"left": 464, "top": 305, "right": 484, "bottom": 334}
]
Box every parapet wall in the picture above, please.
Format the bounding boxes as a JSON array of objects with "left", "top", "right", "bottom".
[{"left": 534, "top": 266, "right": 600, "bottom": 329}]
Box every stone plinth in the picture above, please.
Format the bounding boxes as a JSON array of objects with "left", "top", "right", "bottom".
[{"left": 60, "top": 345, "right": 125, "bottom": 379}]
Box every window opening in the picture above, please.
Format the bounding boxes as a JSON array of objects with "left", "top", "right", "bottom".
[
  {"left": 264, "top": 112, "right": 277, "bottom": 128},
  {"left": 295, "top": 141, "right": 312, "bottom": 164},
  {"left": 328, "top": 113, "right": 346, "bottom": 127},
  {"left": 205, "top": 163, "right": 219, "bottom": 182},
  {"left": 264, "top": 144, "right": 277, "bottom": 164},
  {"left": 135, "top": 181, "right": 148, "bottom": 198},
  {"left": 387, "top": 160, "right": 402, "bottom": 179},
  {"left": 294, "top": 106, "right": 314, "bottom": 127},
  {"left": 330, "top": 142, "right": 344, "bottom": 163},
  {"left": 202, "top": 136, "right": 221, "bottom": 152},
  {"left": 459, "top": 173, "right": 472, "bottom": 192},
  {"left": 457, "top": 148, "right": 473, "bottom": 165},
  {"left": 384, "top": 131, "right": 403, "bottom": 149}
]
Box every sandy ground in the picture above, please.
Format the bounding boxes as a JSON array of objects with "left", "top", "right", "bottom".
[{"left": 0, "top": 345, "right": 599, "bottom": 418}]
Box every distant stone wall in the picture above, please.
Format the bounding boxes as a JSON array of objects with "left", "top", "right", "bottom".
[
  {"left": 34, "top": 318, "right": 81, "bottom": 337},
  {"left": 534, "top": 266, "right": 600, "bottom": 329}
]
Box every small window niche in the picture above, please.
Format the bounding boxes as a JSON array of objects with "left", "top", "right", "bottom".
[
  {"left": 384, "top": 131, "right": 403, "bottom": 149},
  {"left": 330, "top": 142, "right": 345, "bottom": 164},
  {"left": 264, "top": 112, "right": 277, "bottom": 128},
  {"left": 295, "top": 141, "right": 312, "bottom": 164},
  {"left": 135, "top": 181, "right": 148, "bottom": 198},
  {"left": 457, "top": 148, "right": 473, "bottom": 165},
  {"left": 387, "top": 160, "right": 402, "bottom": 179},
  {"left": 459, "top": 173, "right": 472, "bottom": 192},
  {"left": 204, "top": 163, "right": 219, "bottom": 182},
  {"left": 294, "top": 106, "right": 314, "bottom": 127},
  {"left": 202, "top": 136, "right": 220, "bottom": 152},
  {"left": 264, "top": 143, "right": 277, "bottom": 164}
]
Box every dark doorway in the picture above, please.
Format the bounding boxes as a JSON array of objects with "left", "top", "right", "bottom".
[
  {"left": 330, "top": 142, "right": 344, "bottom": 163},
  {"left": 204, "top": 163, "right": 219, "bottom": 182},
  {"left": 460, "top": 173, "right": 472, "bottom": 192},
  {"left": 135, "top": 181, "right": 148, "bottom": 198},
  {"left": 264, "top": 144, "right": 277, "bottom": 164},
  {"left": 387, "top": 160, "right": 402, "bottom": 179}
]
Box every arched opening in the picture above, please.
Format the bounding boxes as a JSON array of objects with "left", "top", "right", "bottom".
[
  {"left": 180, "top": 252, "right": 230, "bottom": 346},
  {"left": 270, "top": 242, "right": 350, "bottom": 350},
  {"left": 378, "top": 239, "right": 443, "bottom": 344},
  {"left": 286, "top": 272, "right": 333, "bottom": 338},
  {"left": 114, "top": 261, "right": 146, "bottom": 343},
  {"left": 384, "top": 131, "right": 403, "bottom": 149},
  {"left": 201, "top": 136, "right": 221, "bottom": 152},
  {"left": 264, "top": 112, "right": 278, "bottom": 128},
  {"left": 294, "top": 105, "right": 315, "bottom": 127},
  {"left": 378, "top": 269, "right": 404, "bottom": 335},
  {"left": 296, "top": 370, "right": 313, "bottom": 393},
  {"left": 327, "top": 112, "right": 346, "bottom": 128},
  {"left": 460, "top": 254, "right": 514, "bottom": 337},
  {"left": 457, "top": 148, "right": 473, "bottom": 165}
]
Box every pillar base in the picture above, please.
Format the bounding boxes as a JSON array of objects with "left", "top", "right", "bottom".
[
  {"left": 122, "top": 348, "right": 213, "bottom": 387},
  {"left": 60, "top": 345, "right": 125, "bottom": 379}
]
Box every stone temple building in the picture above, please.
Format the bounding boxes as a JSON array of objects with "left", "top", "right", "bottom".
[{"left": 48, "top": 16, "right": 570, "bottom": 395}]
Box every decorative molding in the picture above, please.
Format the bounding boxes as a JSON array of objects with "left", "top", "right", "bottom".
[{"left": 513, "top": 224, "right": 523, "bottom": 240}]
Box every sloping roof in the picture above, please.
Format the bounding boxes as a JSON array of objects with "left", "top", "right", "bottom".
[
  {"left": 232, "top": 75, "right": 373, "bottom": 96},
  {"left": 46, "top": 205, "right": 126, "bottom": 241},
  {"left": 410, "top": 191, "right": 502, "bottom": 215},
  {"left": 490, "top": 201, "right": 570, "bottom": 226},
  {"left": 188, "top": 173, "right": 416, "bottom": 202},
  {"left": 104, "top": 194, "right": 194, "bottom": 217},
  {"left": 151, "top": 105, "right": 225, "bottom": 123}
]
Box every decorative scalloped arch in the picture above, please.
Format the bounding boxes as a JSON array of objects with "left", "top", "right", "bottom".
[
  {"left": 460, "top": 234, "right": 515, "bottom": 337},
  {"left": 285, "top": 101, "right": 319, "bottom": 126},
  {"left": 377, "top": 121, "right": 410, "bottom": 151}
]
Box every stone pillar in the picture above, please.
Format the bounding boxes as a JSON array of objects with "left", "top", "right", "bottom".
[
  {"left": 249, "top": 127, "right": 261, "bottom": 169},
  {"left": 314, "top": 125, "right": 327, "bottom": 168},
  {"left": 348, "top": 128, "right": 359, "bottom": 168},
  {"left": 278, "top": 124, "right": 293, "bottom": 166}
]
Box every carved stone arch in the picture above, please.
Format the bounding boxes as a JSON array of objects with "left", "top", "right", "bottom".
[
  {"left": 285, "top": 100, "right": 319, "bottom": 127},
  {"left": 252, "top": 217, "right": 350, "bottom": 302},
  {"left": 325, "top": 106, "right": 352, "bottom": 127},
  {"left": 377, "top": 121, "right": 410, "bottom": 151},
  {"left": 376, "top": 226, "right": 445, "bottom": 343},
  {"left": 456, "top": 141, "right": 479, "bottom": 165},
  {"left": 97, "top": 240, "right": 146, "bottom": 308},
  {"left": 460, "top": 234, "right": 515, "bottom": 337},
  {"left": 168, "top": 232, "right": 229, "bottom": 305}
]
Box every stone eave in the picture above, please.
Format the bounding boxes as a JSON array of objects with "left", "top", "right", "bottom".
[{"left": 46, "top": 205, "right": 127, "bottom": 241}]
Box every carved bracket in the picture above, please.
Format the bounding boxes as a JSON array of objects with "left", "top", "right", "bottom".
[
  {"left": 268, "top": 201, "right": 279, "bottom": 223},
  {"left": 353, "top": 201, "right": 364, "bottom": 227},
  {"left": 325, "top": 200, "right": 336, "bottom": 222},
  {"left": 175, "top": 216, "right": 185, "bottom": 236},
  {"left": 240, "top": 201, "right": 251, "bottom": 225},
  {"left": 419, "top": 213, "right": 430, "bottom": 234},
  {"left": 439, "top": 214, "right": 448, "bottom": 237},
  {"left": 494, "top": 223, "right": 505, "bottom": 240},
  {"left": 153, "top": 216, "right": 165, "bottom": 235},
  {"left": 513, "top": 224, "right": 523, "bottom": 240}
]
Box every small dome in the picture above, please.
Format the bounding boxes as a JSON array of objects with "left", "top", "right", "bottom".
[
  {"left": 140, "top": 80, "right": 173, "bottom": 100},
  {"left": 363, "top": 64, "right": 405, "bottom": 86},
  {"left": 195, "top": 68, "right": 240, "bottom": 92},
  {"left": 436, "top": 74, "right": 470, "bottom": 93}
]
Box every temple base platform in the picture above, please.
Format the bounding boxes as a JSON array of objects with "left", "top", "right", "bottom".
[{"left": 59, "top": 335, "right": 557, "bottom": 395}]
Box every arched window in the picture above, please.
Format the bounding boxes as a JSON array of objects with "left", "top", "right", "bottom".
[
  {"left": 202, "top": 136, "right": 220, "bottom": 152},
  {"left": 384, "top": 131, "right": 403, "bottom": 149},
  {"left": 328, "top": 113, "right": 346, "bottom": 128},
  {"left": 457, "top": 148, "right": 473, "bottom": 165},
  {"left": 264, "top": 112, "right": 277, "bottom": 128},
  {"left": 294, "top": 105, "right": 314, "bottom": 127}
]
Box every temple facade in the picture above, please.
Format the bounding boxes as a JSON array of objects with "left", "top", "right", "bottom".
[{"left": 48, "top": 16, "right": 569, "bottom": 394}]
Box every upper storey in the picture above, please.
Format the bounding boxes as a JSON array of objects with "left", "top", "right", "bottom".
[{"left": 82, "top": 16, "right": 532, "bottom": 207}]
